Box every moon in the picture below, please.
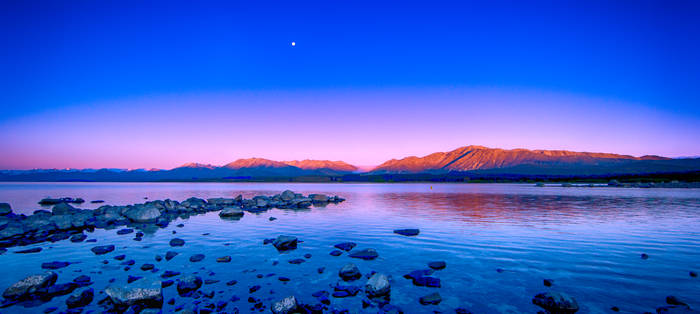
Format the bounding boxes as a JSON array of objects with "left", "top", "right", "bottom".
[{"left": 291, "top": 41, "right": 296, "bottom": 46}]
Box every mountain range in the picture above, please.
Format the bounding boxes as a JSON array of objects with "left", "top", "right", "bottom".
[{"left": 1, "top": 146, "right": 699, "bottom": 182}]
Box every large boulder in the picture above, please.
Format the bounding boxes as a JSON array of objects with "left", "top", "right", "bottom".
[
  {"left": 339, "top": 263, "right": 361, "bottom": 281},
  {"left": 0, "top": 203, "right": 11, "bottom": 216},
  {"left": 124, "top": 205, "right": 161, "bottom": 223},
  {"left": 272, "top": 235, "right": 298, "bottom": 251},
  {"left": 365, "top": 273, "right": 390, "bottom": 297},
  {"left": 280, "top": 190, "right": 296, "bottom": 202},
  {"left": 104, "top": 280, "right": 163, "bottom": 310},
  {"left": 532, "top": 292, "right": 579, "bottom": 314},
  {"left": 253, "top": 196, "right": 269, "bottom": 208},
  {"left": 219, "top": 207, "right": 244, "bottom": 218},
  {"left": 3, "top": 271, "right": 58, "bottom": 300},
  {"left": 52, "top": 203, "right": 77, "bottom": 215},
  {"left": 177, "top": 275, "right": 202, "bottom": 297},
  {"left": 271, "top": 295, "right": 299, "bottom": 314}
]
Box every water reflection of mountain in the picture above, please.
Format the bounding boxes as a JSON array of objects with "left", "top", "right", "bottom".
[{"left": 370, "top": 192, "right": 700, "bottom": 226}]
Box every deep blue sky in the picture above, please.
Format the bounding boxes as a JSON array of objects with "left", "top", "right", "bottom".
[{"left": 1, "top": 0, "right": 699, "bottom": 168}]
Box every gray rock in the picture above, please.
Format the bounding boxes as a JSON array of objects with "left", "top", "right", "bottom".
[
  {"left": 177, "top": 275, "right": 202, "bottom": 296},
  {"left": 394, "top": 228, "right": 420, "bottom": 236},
  {"left": 280, "top": 190, "right": 296, "bottom": 201},
  {"left": 532, "top": 292, "right": 579, "bottom": 313},
  {"left": 253, "top": 196, "right": 269, "bottom": 208},
  {"left": 365, "top": 273, "right": 390, "bottom": 297},
  {"left": 272, "top": 235, "right": 298, "bottom": 251},
  {"left": 52, "top": 203, "right": 76, "bottom": 215},
  {"left": 219, "top": 207, "right": 244, "bottom": 218},
  {"left": 50, "top": 215, "right": 73, "bottom": 230},
  {"left": 3, "top": 271, "right": 58, "bottom": 300},
  {"left": 339, "top": 263, "right": 361, "bottom": 281},
  {"left": 419, "top": 292, "right": 442, "bottom": 305},
  {"left": 271, "top": 295, "right": 299, "bottom": 314},
  {"left": 105, "top": 279, "right": 163, "bottom": 309},
  {"left": 309, "top": 194, "right": 329, "bottom": 203},
  {"left": 0, "top": 221, "right": 25, "bottom": 239},
  {"left": 124, "top": 205, "right": 161, "bottom": 223},
  {"left": 348, "top": 248, "right": 379, "bottom": 260},
  {"left": 0, "top": 203, "right": 11, "bottom": 216},
  {"left": 66, "top": 288, "right": 93, "bottom": 308}
]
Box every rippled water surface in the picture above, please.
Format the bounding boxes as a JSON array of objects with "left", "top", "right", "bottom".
[{"left": 1, "top": 182, "right": 699, "bottom": 313}]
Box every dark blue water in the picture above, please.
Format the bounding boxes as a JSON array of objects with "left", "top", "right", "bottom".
[{"left": 1, "top": 182, "right": 699, "bottom": 313}]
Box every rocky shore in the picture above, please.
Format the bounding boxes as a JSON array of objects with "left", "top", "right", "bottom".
[{"left": 0, "top": 190, "right": 344, "bottom": 249}]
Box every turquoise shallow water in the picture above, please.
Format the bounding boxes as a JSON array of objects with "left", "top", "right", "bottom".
[{"left": 0, "top": 182, "right": 699, "bottom": 313}]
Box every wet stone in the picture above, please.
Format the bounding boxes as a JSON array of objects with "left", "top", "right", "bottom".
[
  {"left": 117, "top": 228, "right": 134, "bottom": 235},
  {"left": 165, "top": 251, "right": 178, "bottom": 261},
  {"left": 141, "top": 264, "right": 155, "bottom": 271},
  {"left": 348, "top": 248, "right": 378, "bottom": 260},
  {"left": 42, "top": 261, "right": 72, "bottom": 269},
  {"left": 272, "top": 235, "right": 298, "bottom": 251},
  {"left": 334, "top": 242, "right": 357, "bottom": 252},
  {"left": 288, "top": 258, "right": 305, "bottom": 264},
  {"left": 189, "top": 254, "right": 205, "bottom": 262},
  {"left": 544, "top": 279, "right": 554, "bottom": 287},
  {"left": 70, "top": 234, "right": 87, "bottom": 243},
  {"left": 170, "top": 238, "right": 185, "bottom": 247},
  {"left": 161, "top": 271, "right": 181, "bottom": 278},
  {"left": 91, "top": 245, "right": 115, "bottom": 255},
  {"left": 226, "top": 280, "right": 238, "bottom": 286},
  {"left": 419, "top": 292, "right": 442, "bottom": 305},
  {"left": 128, "top": 275, "right": 142, "bottom": 283},
  {"left": 66, "top": 288, "right": 93, "bottom": 308},
  {"left": 339, "top": 263, "right": 362, "bottom": 281},
  {"left": 216, "top": 256, "right": 231, "bottom": 263},
  {"left": 330, "top": 250, "right": 343, "bottom": 256},
  {"left": 114, "top": 254, "right": 126, "bottom": 261},
  {"left": 428, "top": 261, "right": 446, "bottom": 270},
  {"left": 394, "top": 228, "right": 420, "bottom": 236},
  {"left": 532, "top": 291, "right": 579, "bottom": 314},
  {"left": 15, "top": 247, "right": 42, "bottom": 254},
  {"left": 177, "top": 275, "right": 203, "bottom": 297}
]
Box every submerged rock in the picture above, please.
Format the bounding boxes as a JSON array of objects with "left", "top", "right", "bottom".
[
  {"left": 394, "top": 228, "right": 420, "bottom": 236},
  {"left": 66, "top": 288, "right": 93, "bottom": 308},
  {"left": 428, "top": 261, "right": 446, "bottom": 270},
  {"left": 334, "top": 242, "right": 357, "bottom": 252},
  {"left": 330, "top": 250, "right": 343, "bottom": 256},
  {"left": 3, "top": 271, "right": 57, "bottom": 300},
  {"left": 348, "top": 248, "right": 379, "bottom": 260},
  {"left": 15, "top": 247, "right": 42, "bottom": 254},
  {"left": 216, "top": 256, "right": 232, "bottom": 263},
  {"left": 104, "top": 279, "right": 163, "bottom": 310},
  {"left": 272, "top": 235, "right": 298, "bottom": 251},
  {"left": 532, "top": 291, "right": 579, "bottom": 314},
  {"left": 339, "top": 263, "right": 362, "bottom": 281},
  {"left": 70, "top": 234, "right": 87, "bottom": 242},
  {"left": 116, "top": 228, "right": 134, "bottom": 235},
  {"left": 177, "top": 275, "right": 202, "bottom": 297},
  {"left": 91, "top": 245, "right": 115, "bottom": 255},
  {"left": 189, "top": 254, "right": 205, "bottom": 262},
  {"left": 271, "top": 295, "right": 299, "bottom": 314},
  {"left": 365, "top": 273, "right": 390, "bottom": 297},
  {"left": 41, "top": 261, "right": 72, "bottom": 269},
  {"left": 419, "top": 292, "right": 442, "bottom": 305},
  {"left": 169, "top": 238, "right": 185, "bottom": 247},
  {"left": 165, "top": 251, "right": 178, "bottom": 261}
]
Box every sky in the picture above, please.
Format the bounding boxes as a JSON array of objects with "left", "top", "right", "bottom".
[{"left": 1, "top": 0, "right": 699, "bottom": 169}]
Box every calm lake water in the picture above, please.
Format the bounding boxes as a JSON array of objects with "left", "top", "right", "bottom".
[{"left": 0, "top": 182, "right": 699, "bottom": 313}]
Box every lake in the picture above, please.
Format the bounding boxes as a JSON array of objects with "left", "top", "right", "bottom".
[{"left": 0, "top": 182, "right": 699, "bottom": 313}]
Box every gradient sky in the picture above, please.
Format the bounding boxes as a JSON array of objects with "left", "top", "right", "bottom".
[{"left": 1, "top": 0, "right": 699, "bottom": 169}]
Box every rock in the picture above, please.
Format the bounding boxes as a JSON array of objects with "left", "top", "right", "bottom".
[
  {"left": 161, "top": 280, "right": 174, "bottom": 288},
  {"left": 667, "top": 296, "right": 689, "bottom": 306},
  {"left": 15, "top": 247, "right": 42, "bottom": 254},
  {"left": 271, "top": 295, "right": 299, "bottom": 314},
  {"left": 348, "top": 248, "right": 379, "bottom": 260},
  {"left": 117, "top": 228, "right": 134, "bottom": 235},
  {"left": 404, "top": 269, "right": 440, "bottom": 287},
  {"left": 333, "top": 284, "right": 361, "bottom": 298},
  {"left": 114, "top": 254, "right": 126, "bottom": 261},
  {"left": 91, "top": 245, "right": 115, "bottom": 255},
  {"left": 419, "top": 292, "right": 442, "bottom": 305},
  {"left": 641, "top": 253, "right": 649, "bottom": 260},
  {"left": 50, "top": 215, "right": 73, "bottom": 230},
  {"left": 141, "top": 264, "right": 155, "bottom": 271},
  {"left": 394, "top": 228, "right": 420, "bottom": 236},
  {"left": 219, "top": 207, "right": 245, "bottom": 218},
  {"left": 66, "top": 288, "right": 93, "bottom": 308},
  {"left": 278, "top": 276, "right": 290, "bottom": 282},
  {"left": 272, "top": 235, "right": 298, "bottom": 251},
  {"left": 41, "top": 261, "right": 72, "bottom": 269},
  {"left": 280, "top": 190, "right": 296, "bottom": 202},
  {"left": 165, "top": 251, "right": 179, "bottom": 261},
  {"left": 70, "top": 234, "right": 87, "bottom": 242},
  {"left": 249, "top": 285, "right": 261, "bottom": 293},
  {"left": 170, "top": 238, "right": 185, "bottom": 247},
  {"left": 309, "top": 194, "right": 329, "bottom": 203},
  {"left": 73, "top": 275, "right": 92, "bottom": 287},
  {"left": 43, "top": 282, "right": 78, "bottom": 297},
  {"left": 189, "top": 254, "right": 205, "bottom": 262},
  {"left": 544, "top": 279, "right": 554, "bottom": 287},
  {"left": 161, "top": 271, "right": 180, "bottom": 278},
  {"left": 52, "top": 203, "right": 76, "bottom": 215},
  {"left": 269, "top": 217, "right": 277, "bottom": 221},
  {"left": 455, "top": 307, "right": 473, "bottom": 314},
  {"left": 334, "top": 242, "right": 357, "bottom": 252},
  {"left": 532, "top": 292, "right": 579, "bottom": 314},
  {"left": 691, "top": 271, "right": 698, "bottom": 278},
  {"left": 226, "top": 280, "right": 237, "bottom": 286},
  {"left": 216, "top": 256, "right": 231, "bottom": 263},
  {"left": 177, "top": 275, "right": 202, "bottom": 297},
  {"left": 656, "top": 305, "right": 698, "bottom": 313},
  {"left": 288, "top": 258, "right": 305, "bottom": 264},
  {"left": 128, "top": 276, "right": 142, "bottom": 283},
  {"left": 330, "top": 250, "right": 343, "bottom": 256},
  {"left": 2, "top": 271, "right": 57, "bottom": 300},
  {"left": 428, "top": 261, "right": 446, "bottom": 270},
  {"left": 104, "top": 279, "right": 163, "bottom": 310},
  {"left": 339, "top": 263, "right": 362, "bottom": 281},
  {"left": 124, "top": 205, "right": 161, "bottom": 223},
  {"left": 365, "top": 273, "right": 390, "bottom": 297},
  {"left": 0, "top": 203, "right": 11, "bottom": 216}
]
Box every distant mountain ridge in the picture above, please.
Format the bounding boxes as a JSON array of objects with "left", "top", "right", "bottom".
[
  {"left": 371, "top": 145, "right": 672, "bottom": 174},
  {"left": 1, "top": 146, "right": 699, "bottom": 181}
]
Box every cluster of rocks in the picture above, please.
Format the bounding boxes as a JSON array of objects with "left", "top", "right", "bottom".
[{"left": 0, "top": 190, "right": 344, "bottom": 249}]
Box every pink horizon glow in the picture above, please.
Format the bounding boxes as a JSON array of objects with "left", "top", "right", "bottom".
[{"left": 1, "top": 88, "right": 698, "bottom": 170}]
